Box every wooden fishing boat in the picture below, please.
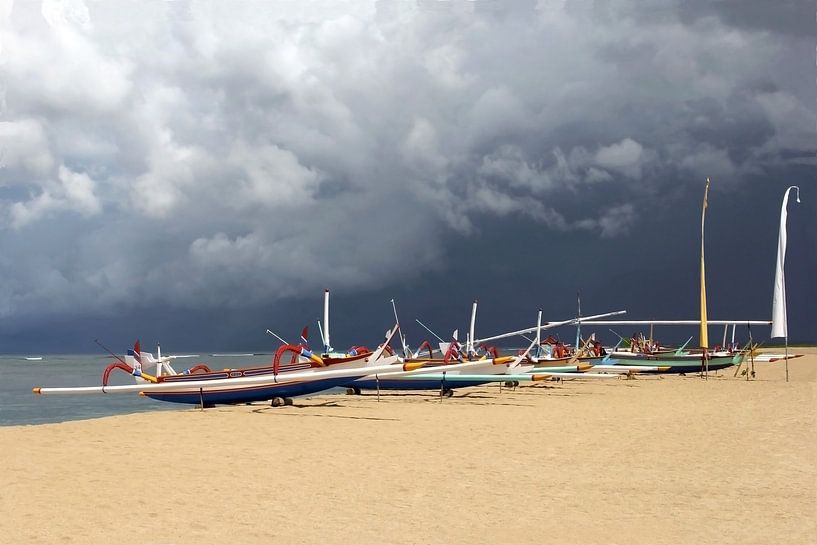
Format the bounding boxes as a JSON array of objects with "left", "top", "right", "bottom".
[
  {"left": 35, "top": 322, "right": 405, "bottom": 406},
  {"left": 33, "top": 356, "right": 412, "bottom": 406},
  {"left": 603, "top": 350, "right": 745, "bottom": 374}
]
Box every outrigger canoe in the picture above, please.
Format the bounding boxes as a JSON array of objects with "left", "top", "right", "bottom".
[
  {"left": 34, "top": 325, "right": 406, "bottom": 406},
  {"left": 604, "top": 350, "right": 745, "bottom": 374}
]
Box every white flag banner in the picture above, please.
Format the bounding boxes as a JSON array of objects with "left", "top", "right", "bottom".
[{"left": 771, "top": 186, "right": 801, "bottom": 338}]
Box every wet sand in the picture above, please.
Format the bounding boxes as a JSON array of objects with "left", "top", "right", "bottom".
[{"left": 1, "top": 349, "right": 815, "bottom": 545}]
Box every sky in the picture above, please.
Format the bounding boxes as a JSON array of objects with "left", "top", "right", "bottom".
[{"left": 0, "top": 0, "right": 814, "bottom": 353}]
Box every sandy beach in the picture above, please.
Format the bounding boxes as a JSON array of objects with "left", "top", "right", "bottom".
[{"left": 1, "top": 350, "right": 815, "bottom": 545}]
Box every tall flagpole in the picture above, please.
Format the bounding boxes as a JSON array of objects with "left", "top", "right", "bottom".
[
  {"left": 700, "top": 178, "right": 710, "bottom": 378},
  {"left": 771, "top": 186, "right": 801, "bottom": 382}
]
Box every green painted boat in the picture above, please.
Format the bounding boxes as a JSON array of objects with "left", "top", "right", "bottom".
[{"left": 605, "top": 351, "right": 744, "bottom": 374}]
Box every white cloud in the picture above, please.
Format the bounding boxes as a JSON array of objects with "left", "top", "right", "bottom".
[
  {"left": 9, "top": 165, "right": 100, "bottom": 228},
  {"left": 424, "top": 43, "right": 473, "bottom": 89},
  {"left": 596, "top": 203, "right": 636, "bottom": 238},
  {"left": 594, "top": 138, "right": 645, "bottom": 178},
  {"left": 469, "top": 86, "right": 528, "bottom": 140},
  {"left": 41, "top": 0, "right": 91, "bottom": 32},
  {"left": 128, "top": 128, "right": 206, "bottom": 218},
  {"left": 0, "top": 119, "right": 54, "bottom": 177},
  {"left": 679, "top": 145, "right": 738, "bottom": 182},
  {"left": 478, "top": 145, "right": 554, "bottom": 193},
  {"left": 402, "top": 117, "right": 449, "bottom": 173},
  {"left": 2, "top": 4, "right": 132, "bottom": 115},
  {"left": 226, "top": 142, "right": 322, "bottom": 209},
  {"left": 753, "top": 90, "right": 815, "bottom": 160}
]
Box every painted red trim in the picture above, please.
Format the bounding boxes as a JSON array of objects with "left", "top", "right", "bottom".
[{"left": 102, "top": 362, "right": 134, "bottom": 386}]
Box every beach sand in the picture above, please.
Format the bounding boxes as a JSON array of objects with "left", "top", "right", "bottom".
[{"left": 1, "top": 350, "right": 815, "bottom": 545}]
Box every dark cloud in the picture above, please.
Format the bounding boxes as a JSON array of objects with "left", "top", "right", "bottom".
[
  {"left": 677, "top": 0, "right": 813, "bottom": 37},
  {"left": 0, "top": 0, "right": 813, "bottom": 351}
]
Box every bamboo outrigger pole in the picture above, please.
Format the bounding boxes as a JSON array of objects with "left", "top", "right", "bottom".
[
  {"left": 700, "top": 178, "right": 710, "bottom": 379},
  {"left": 390, "top": 299, "right": 411, "bottom": 358},
  {"left": 575, "top": 291, "right": 582, "bottom": 351},
  {"left": 473, "top": 309, "right": 626, "bottom": 345},
  {"left": 323, "top": 289, "right": 331, "bottom": 354},
  {"left": 469, "top": 299, "right": 478, "bottom": 357}
]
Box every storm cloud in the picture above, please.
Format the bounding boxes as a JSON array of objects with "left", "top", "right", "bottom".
[{"left": 0, "top": 0, "right": 813, "bottom": 350}]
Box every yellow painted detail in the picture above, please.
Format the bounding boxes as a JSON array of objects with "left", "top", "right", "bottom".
[
  {"left": 403, "top": 361, "right": 427, "bottom": 372},
  {"left": 310, "top": 353, "right": 326, "bottom": 366},
  {"left": 140, "top": 372, "right": 158, "bottom": 383}
]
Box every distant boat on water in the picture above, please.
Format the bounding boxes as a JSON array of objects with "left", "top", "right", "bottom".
[{"left": 24, "top": 357, "right": 43, "bottom": 361}]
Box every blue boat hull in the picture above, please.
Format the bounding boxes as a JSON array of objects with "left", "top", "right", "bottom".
[{"left": 144, "top": 376, "right": 361, "bottom": 405}]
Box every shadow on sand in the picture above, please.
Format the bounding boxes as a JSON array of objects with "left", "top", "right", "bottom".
[{"left": 249, "top": 401, "right": 401, "bottom": 421}]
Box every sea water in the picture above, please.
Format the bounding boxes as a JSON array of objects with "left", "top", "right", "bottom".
[{"left": 0, "top": 353, "right": 274, "bottom": 426}]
